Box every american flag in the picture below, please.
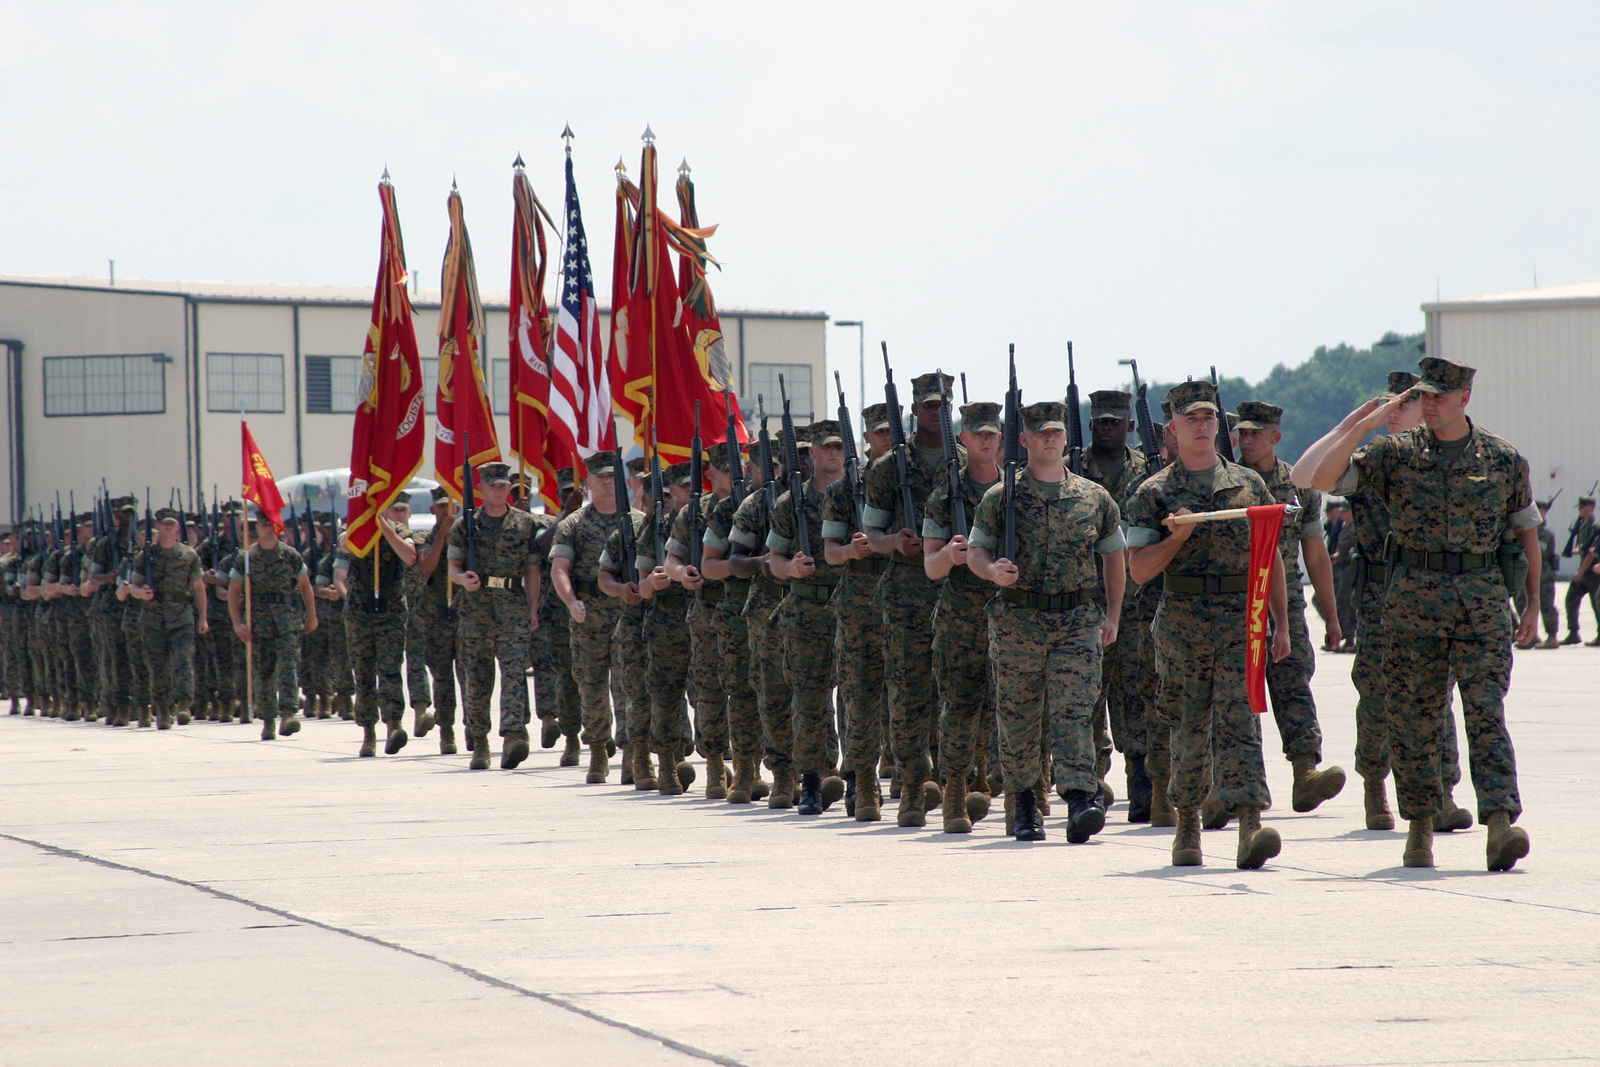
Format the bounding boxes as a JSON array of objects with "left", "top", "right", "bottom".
[{"left": 550, "top": 153, "right": 612, "bottom": 457}]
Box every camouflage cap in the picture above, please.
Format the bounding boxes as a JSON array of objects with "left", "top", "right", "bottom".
[
  {"left": 910, "top": 371, "right": 954, "bottom": 405},
  {"left": 1225, "top": 412, "right": 1239, "bottom": 431},
  {"left": 430, "top": 485, "right": 451, "bottom": 504},
  {"left": 385, "top": 495, "right": 412, "bottom": 511},
  {"left": 477, "top": 461, "right": 512, "bottom": 486},
  {"left": 665, "top": 461, "right": 694, "bottom": 487},
  {"left": 1089, "top": 390, "right": 1132, "bottom": 420},
  {"left": 1413, "top": 356, "right": 1475, "bottom": 395},
  {"left": 1387, "top": 370, "right": 1420, "bottom": 395},
  {"left": 112, "top": 495, "right": 137, "bottom": 513},
  {"left": 706, "top": 441, "right": 736, "bottom": 470},
  {"left": 586, "top": 450, "right": 620, "bottom": 477},
  {"left": 808, "top": 420, "right": 843, "bottom": 446},
  {"left": 154, "top": 506, "right": 180, "bottom": 523},
  {"left": 1167, "top": 380, "right": 1220, "bottom": 416},
  {"left": 1021, "top": 401, "right": 1068, "bottom": 433},
  {"left": 1579, "top": 496, "right": 1596, "bottom": 508},
  {"left": 219, "top": 500, "right": 245, "bottom": 515},
  {"left": 556, "top": 466, "right": 577, "bottom": 492},
  {"left": 1234, "top": 401, "right": 1282, "bottom": 431},
  {"left": 860, "top": 403, "right": 891, "bottom": 432},
  {"left": 1160, "top": 400, "right": 1172, "bottom": 420},
  {"left": 960, "top": 401, "right": 1002, "bottom": 434},
  {"left": 76, "top": 511, "right": 96, "bottom": 525},
  {"left": 625, "top": 456, "right": 647, "bottom": 478}
]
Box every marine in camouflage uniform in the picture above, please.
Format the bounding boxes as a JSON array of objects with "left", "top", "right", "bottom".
[
  {"left": 1327, "top": 503, "right": 1359, "bottom": 649},
  {"left": 315, "top": 538, "right": 353, "bottom": 718},
  {"left": 416, "top": 488, "right": 463, "bottom": 755},
  {"left": 293, "top": 514, "right": 332, "bottom": 720},
  {"left": 1313, "top": 357, "right": 1537, "bottom": 871},
  {"left": 862, "top": 371, "right": 955, "bottom": 827},
  {"left": 1235, "top": 400, "right": 1347, "bottom": 820},
  {"left": 129, "top": 508, "right": 208, "bottom": 729},
  {"left": 550, "top": 450, "right": 630, "bottom": 775},
  {"left": 968, "top": 401, "right": 1125, "bottom": 843},
  {"left": 197, "top": 504, "right": 243, "bottom": 720},
  {"left": 448, "top": 462, "right": 541, "bottom": 772},
  {"left": 229, "top": 516, "right": 316, "bottom": 739},
  {"left": 334, "top": 502, "right": 419, "bottom": 756},
  {"left": 919, "top": 401, "right": 1004, "bottom": 832},
  {"left": 530, "top": 469, "right": 582, "bottom": 759},
  {"left": 401, "top": 515, "right": 433, "bottom": 726},
  {"left": 667, "top": 442, "right": 741, "bottom": 799},
  {"left": 766, "top": 421, "right": 850, "bottom": 816},
  {"left": 45, "top": 517, "right": 98, "bottom": 720},
  {"left": 1559, "top": 499, "right": 1597, "bottom": 644},
  {"left": 1513, "top": 501, "right": 1560, "bottom": 648},
  {"left": 1125, "top": 381, "right": 1287, "bottom": 870},
  {"left": 1079, "top": 391, "right": 1152, "bottom": 819},
  {"left": 87, "top": 500, "right": 139, "bottom": 722},
  {"left": 606, "top": 458, "right": 652, "bottom": 782}
]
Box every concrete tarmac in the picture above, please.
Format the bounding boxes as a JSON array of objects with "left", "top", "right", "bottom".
[{"left": 3, "top": 645, "right": 1598, "bottom": 1066}]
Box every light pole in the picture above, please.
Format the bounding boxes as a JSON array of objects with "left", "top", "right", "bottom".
[{"left": 834, "top": 320, "right": 865, "bottom": 412}]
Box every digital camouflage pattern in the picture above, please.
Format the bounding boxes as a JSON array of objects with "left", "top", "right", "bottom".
[
  {"left": 133, "top": 541, "right": 203, "bottom": 711},
  {"left": 605, "top": 508, "right": 691, "bottom": 754},
  {"left": 768, "top": 480, "right": 842, "bottom": 775},
  {"left": 705, "top": 492, "right": 761, "bottom": 764},
  {"left": 1080, "top": 445, "right": 1150, "bottom": 766},
  {"left": 526, "top": 511, "right": 576, "bottom": 740},
  {"left": 671, "top": 494, "right": 732, "bottom": 758},
  {"left": 414, "top": 524, "right": 460, "bottom": 729},
  {"left": 552, "top": 503, "right": 632, "bottom": 748},
  {"left": 449, "top": 506, "right": 539, "bottom": 740},
  {"left": 822, "top": 472, "right": 890, "bottom": 780},
  {"left": 336, "top": 531, "right": 414, "bottom": 727},
  {"left": 233, "top": 542, "right": 307, "bottom": 715},
  {"left": 1124, "top": 459, "right": 1275, "bottom": 811},
  {"left": 730, "top": 490, "right": 793, "bottom": 773},
  {"left": 1345, "top": 419, "right": 1533, "bottom": 821},
  {"left": 1258, "top": 458, "right": 1325, "bottom": 762}
]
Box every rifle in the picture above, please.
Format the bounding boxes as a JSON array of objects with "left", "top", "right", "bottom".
[
  {"left": 960, "top": 372, "right": 969, "bottom": 405},
  {"left": 835, "top": 371, "right": 867, "bottom": 532},
  {"left": 143, "top": 489, "right": 154, "bottom": 586},
  {"left": 460, "top": 430, "right": 477, "bottom": 578},
  {"left": 303, "top": 487, "right": 319, "bottom": 574},
  {"left": 688, "top": 401, "right": 705, "bottom": 571},
  {"left": 724, "top": 388, "right": 746, "bottom": 508},
  {"left": 1567, "top": 482, "right": 1599, "bottom": 555},
  {"left": 935, "top": 367, "right": 966, "bottom": 537},
  {"left": 68, "top": 490, "right": 82, "bottom": 585},
  {"left": 1210, "top": 366, "right": 1237, "bottom": 463},
  {"left": 778, "top": 374, "right": 810, "bottom": 558},
  {"left": 1065, "top": 341, "right": 1083, "bottom": 475},
  {"left": 1125, "top": 358, "right": 1165, "bottom": 475},
  {"left": 881, "top": 342, "right": 919, "bottom": 534},
  {"left": 1002, "top": 344, "right": 1022, "bottom": 562},
  {"left": 648, "top": 421, "right": 668, "bottom": 565},
  {"left": 756, "top": 396, "right": 778, "bottom": 516},
  {"left": 608, "top": 416, "right": 638, "bottom": 585},
  {"left": 177, "top": 489, "right": 189, "bottom": 544}
]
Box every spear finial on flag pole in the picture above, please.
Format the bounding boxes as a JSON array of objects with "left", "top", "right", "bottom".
[
  {"left": 642, "top": 123, "right": 655, "bottom": 145},
  {"left": 513, "top": 152, "right": 525, "bottom": 171},
  {"left": 381, "top": 165, "right": 391, "bottom": 185},
  {"left": 562, "top": 123, "right": 575, "bottom": 155},
  {"left": 679, "top": 158, "right": 691, "bottom": 177}
]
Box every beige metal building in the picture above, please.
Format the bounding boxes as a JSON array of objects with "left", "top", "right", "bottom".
[
  {"left": 1424, "top": 278, "right": 1600, "bottom": 569},
  {"left": 0, "top": 275, "right": 827, "bottom": 521}
]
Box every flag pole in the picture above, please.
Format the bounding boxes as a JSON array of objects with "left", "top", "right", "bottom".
[
  {"left": 242, "top": 410, "right": 255, "bottom": 723},
  {"left": 1169, "top": 503, "right": 1299, "bottom": 526}
]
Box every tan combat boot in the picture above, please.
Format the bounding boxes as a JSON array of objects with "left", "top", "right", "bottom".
[
  {"left": 855, "top": 772, "right": 882, "bottom": 822},
  {"left": 1235, "top": 807, "right": 1282, "bottom": 870},
  {"left": 175, "top": 702, "right": 192, "bottom": 725},
  {"left": 705, "top": 754, "right": 728, "bottom": 800},
  {"left": 502, "top": 729, "right": 531, "bottom": 770},
  {"left": 260, "top": 714, "right": 277, "bottom": 741},
  {"left": 138, "top": 705, "right": 152, "bottom": 728},
  {"left": 727, "top": 757, "right": 755, "bottom": 804},
  {"left": 334, "top": 695, "right": 353, "bottom": 721},
  {"left": 412, "top": 702, "right": 435, "bottom": 738},
  {"left": 965, "top": 782, "right": 991, "bottom": 823},
  {"left": 942, "top": 777, "right": 972, "bottom": 834},
  {"left": 897, "top": 772, "right": 927, "bottom": 828},
  {"left": 1172, "top": 806, "right": 1203, "bottom": 866},
  {"left": 1201, "top": 791, "right": 1231, "bottom": 830},
  {"left": 1485, "top": 811, "right": 1530, "bottom": 871},
  {"left": 384, "top": 721, "right": 408, "bottom": 754},
  {"left": 438, "top": 725, "right": 457, "bottom": 755},
  {"left": 632, "top": 747, "right": 658, "bottom": 791},
  {"left": 559, "top": 734, "right": 581, "bottom": 768},
  {"left": 469, "top": 734, "right": 490, "bottom": 770},
  {"left": 751, "top": 773, "right": 770, "bottom": 802},
  {"left": 1402, "top": 818, "right": 1434, "bottom": 868},
  {"left": 540, "top": 717, "right": 562, "bottom": 749},
  {"left": 1364, "top": 776, "right": 1395, "bottom": 831},
  {"left": 156, "top": 705, "right": 173, "bottom": 730},
  {"left": 1004, "top": 789, "right": 1016, "bottom": 836},
  {"left": 235, "top": 699, "right": 252, "bottom": 725},
  {"left": 659, "top": 747, "right": 685, "bottom": 796},
  {"left": 586, "top": 743, "right": 610, "bottom": 784},
  {"left": 1434, "top": 787, "right": 1473, "bottom": 832},
  {"left": 359, "top": 722, "right": 378, "bottom": 758},
  {"left": 675, "top": 756, "right": 696, "bottom": 791},
  {"left": 280, "top": 709, "right": 301, "bottom": 736},
  {"left": 768, "top": 767, "right": 796, "bottom": 809},
  {"left": 1291, "top": 755, "right": 1347, "bottom": 812},
  {"left": 923, "top": 779, "right": 943, "bottom": 814},
  {"left": 620, "top": 743, "right": 635, "bottom": 785},
  {"left": 820, "top": 774, "right": 845, "bottom": 811},
  {"left": 1149, "top": 768, "right": 1176, "bottom": 828}
]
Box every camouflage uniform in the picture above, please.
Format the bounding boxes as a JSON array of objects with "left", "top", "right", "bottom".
[
  {"left": 46, "top": 542, "right": 97, "bottom": 717},
  {"left": 88, "top": 518, "right": 136, "bottom": 716},
  {"left": 821, "top": 469, "right": 890, "bottom": 781},
  {"left": 529, "top": 511, "right": 579, "bottom": 742},
  {"left": 132, "top": 536, "right": 203, "bottom": 718},
  {"left": 862, "top": 404, "right": 952, "bottom": 801},
  {"left": 335, "top": 530, "right": 414, "bottom": 728},
  {"left": 316, "top": 550, "right": 353, "bottom": 709},
  {"left": 197, "top": 527, "right": 240, "bottom": 714},
  {"left": 234, "top": 542, "right": 308, "bottom": 717},
  {"left": 605, "top": 501, "right": 692, "bottom": 756},
  {"left": 1124, "top": 456, "right": 1275, "bottom": 812},
  {"left": 1513, "top": 515, "right": 1559, "bottom": 640},
  {"left": 118, "top": 553, "right": 149, "bottom": 719},
  {"left": 971, "top": 468, "right": 1122, "bottom": 795},
  {"left": 550, "top": 500, "right": 630, "bottom": 748},
  {"left": 415, "top": 520, "right": 462, "bottom": 731},
  {"left": 730, "top": 488, "right": 792, "bottom": 775},
  {"left": 767, "top": 473, "right": 844, "bottom": 777},
  {"left": 1328, "top": 514, "right": 1358, "bottom": 643},
  {"left": 1080, "top": 439, "right": 1151, "bottom": 767},
  {"left": 1256, "top": 455, "right": 1326, "bottom": 762},
  {"left": 921, "top": 461, "right": 1000, "bottom": 790},
  {"left": 671, "top": 490, "right": 733, "bottom": 759},
  {"left": 295, "top": 538, "right": 330, "bottom": 711},
  {"left": 448, "top": 504, "right": 539, "bottom": 742},
  {"left": 704, "top": 489, "right": 762, "bottom": 769},
  {"left": 1338, "top": 415, "right": 1534, "bottom": 823},
  {"left": 401, "top": 540, "right": 432, "bottom": 710}
]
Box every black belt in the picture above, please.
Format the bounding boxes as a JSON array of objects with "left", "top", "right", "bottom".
[
  {"left": 252, "top": 592, "right": 296, "bottom": 606},
  {"left": 696, "top": 583, "right": 724, "bottom": 604},
  {"left": 1396, "top": 547, "right": 1490, "bottom": 573},
  {"left": 754, "top": 575, "right": 786, "bottom": 599},
  {"left": 652, "top": 590, "right": 688, "bottom": 606},
  {"left": 355, "top": 595, "right": 396, "bottom": 614},
  {"left": 151, "top": 591, "right": 191, "bottom": 604},
  {"left": 723, "top": 577, "right": 751, "bottom": 597},
  {"left": 849, "top": 556, "right": 891, "bottom": 575},
  {"left": 1001, "top": 587, "right": 1086, "bottom": 611},
  {"left": 787, "top": 579, "right": 837, "bottom": 603},
  {"left": 891, "top": 550, "right": 924, "bottom": 564},
  {"left": 573, "top": 578, "right": 601, "bottom": 597},
  {"left": 476, "top": 575, "right": 524, "bottom": 593},
  {"left": 1163, "top": 574, "right": 1248, "bottom": 595}
]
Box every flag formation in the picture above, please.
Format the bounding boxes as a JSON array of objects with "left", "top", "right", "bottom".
[{"left": 338, "top": 126, "right": 745, "bottom": 518}]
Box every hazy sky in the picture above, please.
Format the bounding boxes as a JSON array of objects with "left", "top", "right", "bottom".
[{"left": 4, "top": 2, "right": 1598, "bottom": 403}]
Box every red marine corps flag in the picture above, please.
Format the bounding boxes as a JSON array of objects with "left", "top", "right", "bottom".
[
  {"left": 674, "top": 158, "right": 747, "bottom": 448},
  {"left": 507, "top": 152, "right": 571, "bottom": 511},
  {"left": 346, "top": 171, "right": 426, "bottom": 555},
  {"left": 242, "top": 420, "right": 286, "bottom": 534},
  {"left": 434, "top": 181, "right": 502, "bottom": 501},
  {"left": 1245, "top": 503, "right": 1290, "bottom": 713},
  {"left": 609, "top": 159, "right": 648, "bottom": 439}
]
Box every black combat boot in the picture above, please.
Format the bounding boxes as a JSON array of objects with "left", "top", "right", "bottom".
[
  {"left": 1013, "top": 787, "right": 1046, "bottom": 842},
  {"left": 1064, "top": 789, "right": 1107, "bottom": 844},
  {"left": 843, "top": 771, "right": 857, "bottom": 818},
  {"left": 797, "top": 772, "right": 824, "bottom": 815},
  {"left": 1126, "top": 754, "right": 1153, "bottom": 823}
]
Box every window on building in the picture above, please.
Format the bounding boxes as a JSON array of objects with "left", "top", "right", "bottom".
[
  {"left": 490, "top": 359, "right": 509, "bottom": 416},
  {"left": 41, "top": 353, "right": 167, "bottom": 417},
  {"left": 207, "top": 353, "right": 285, "bottom": 413},
  {"left": 303, "top": 355, "right": 363, "bottom": 414},
  {"left": 745, "top": 362, "right": 813, "bottom": 420}
]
